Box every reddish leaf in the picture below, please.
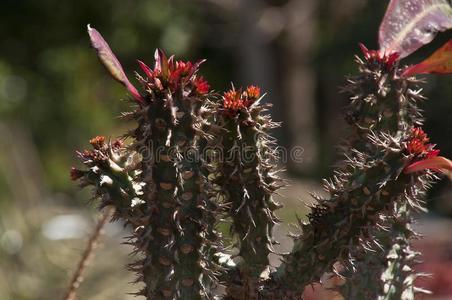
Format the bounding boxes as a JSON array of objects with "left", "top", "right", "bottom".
[
  {"left": 403, "top": 39, "right": 452, "bottom": 76},
  {"left": 404, "top": 156, "right": 452, "bottom": 178},
  {"left": 87, "top": 25, "right": 143, "bottom": 103},
  {"left": 379, "top": 0, "right": 452, "bottom": 59},
  {"left": 137, "top": 60, "right": 153, "bottom": 78},
  {"left": 154, "top": 49, "right": 170, "bottom": 80},
  {"left": 187, "top": 59, "right": 206, "bottom": 80}
]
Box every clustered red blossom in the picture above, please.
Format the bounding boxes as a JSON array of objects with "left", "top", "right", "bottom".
[
  {"left": 194, "top": 76, "right": 210, "bottom": 95},
  {"left": 222, "top": 86, "right": 261, "bottom": 113},
  {"left": 406, "top": 127, "right": 440, "bottom": 158},
  {"left": 223, "top": 90, "right": 243, "bottom": 111},
  {"left": 404, "top": 128, "right": 452, "bottom": 176},
  {"left": 138, "top": 50, "right": 210, "bottom": 96},
  {"left": 89, "top": 135, "right": 106, "bottom": 150},
  {"left": 168, "top": 61, "right": 193, "bottom": 88},
  {"left": 245, "top": 85, "right": 261, "bottom": 100},
  {"left": 359, "top": 43, "right": 399, "bottom": 69}
]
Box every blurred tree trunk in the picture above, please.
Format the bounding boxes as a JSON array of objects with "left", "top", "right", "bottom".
[
  {"left": 281, "top": 0, "right": 318, "bottom": 174},
  {"left": 237, "top": 0, "right": 319, "bottom": 175}
]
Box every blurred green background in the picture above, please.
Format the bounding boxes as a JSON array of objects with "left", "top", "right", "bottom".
[{"left": 0, "top": 0, "right": 451, "bottom": 299}]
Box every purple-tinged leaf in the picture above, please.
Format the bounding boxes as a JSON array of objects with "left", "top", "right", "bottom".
[
  {"left": 168, "top": 55, "right": 175, "bottom": 70},
  {"left": 379, "top": 0, "right": 452, "bottom": 59},
  {"left": 187, "top": 59, "right": 206, "bottom": 80},
  {"left": 137, "top": 60, "right": 153, "bottom": 78},
  {"left": 154, "top": 49, "right": 170, "bottom": 80},
  {"left": 403, "top": 39, "right": 452, "bottom": 76},
  {"left": 87, "top": 25, "right": 143, "bottom": 103}
]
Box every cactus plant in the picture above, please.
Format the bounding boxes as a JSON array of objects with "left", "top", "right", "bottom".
[
  {"left": 68, "top": 1, "right": 452, "bottom": 299},
  {"left": 215, "top": 87, "right": 283, "bottom": 298},
  {"left": 260, "top": 0, "right": 452, "bottom": 297},
  {"left": 74, "top": 27, "right": 222, "bottom": 299}
]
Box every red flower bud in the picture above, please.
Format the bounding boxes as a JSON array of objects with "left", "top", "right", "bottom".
[
  {"left": 359, "top": 43, "right": 399, "bottom": 69},
  {"left": 194, "top": 76, "right": 210, "bottom": 95},
  {"left": 89, "top": 136, "right": 106, "bottom": 150},
  {"left": 245, "top": 85, "right": 261, "bottom": 100},
  {"left": 223, "top": 89, "right": 243, "bottom": 111}
]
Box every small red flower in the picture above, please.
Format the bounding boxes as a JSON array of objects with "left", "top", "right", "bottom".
[
  {"left": 138, "top": 49, "right": 209, "bottom": 95},
  {"left": 222, "top": 85, "right": 263, "bottom": 114},
  {"left": 406, "top": 127, "right": 438, "bottom": 158},
  {"left": 245, "top": 85, "right": 261, "bottom": 100},
  {"left": 242, "top": 85, "right": 261, "bottom": 107},
  {"left": 359, "top": 43, "right": 399, "bottom": 69},
  {"left": 89, "top": 136, "right": 106, "bottom": 150},
  {"left": 194, "top": 76, "right": 210, "bottom": 95},
  {"left": 407, "top": 139, "right": 426, "bottom": 155},
  {"left": 404, "top": 127, "right": 451, "bottom": 177},
  {"left": 169, "top": 62, "right": 189, "bottom": 84},
  {"left": 223, "top": 89, "right": 244, "bottom": 111},
  {"left": 174, "top": 61, "right": 193, "bottom": 76}
]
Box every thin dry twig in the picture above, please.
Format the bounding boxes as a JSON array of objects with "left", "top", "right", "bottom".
[{"left": 62, "top": 206, "right": 115, "bottom": 300}]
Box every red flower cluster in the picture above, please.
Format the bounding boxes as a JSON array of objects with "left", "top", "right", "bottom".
[
  {"left": 89, "top": 135, "right": 106, "bottom": 150},
  {"left": 222, "top": 86, "right": 261, "bottom": 113},
  {"left": 194, "top": 76, "right": 210, "bottom": 95},
  {"left": 406, "top": 127, "right": 439, "bottom": 158},
  {"left": 168, "top": 61, "right": 193, "bottom": 87},
  {"left": 359, "top": 43, "right": 399, "bottom": 69},
  {"left": 245, "top": 85, "right": 261, "bottom": 100},
  {"left": 138, "top": 49, "right": 209, "bottom": 96},
  {"left": 403, "top": 127, "right": 452, "bottom": 176},
  {"left": 223, "top": 90, "right": 243, "bottom": 111}
]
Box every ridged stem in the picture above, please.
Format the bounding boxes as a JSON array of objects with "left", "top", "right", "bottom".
[
  {"left": 133, "top": 87, "right": 219, "bottom": 299},
  {"left": 338, "top": 56, "right": 433, "bottom": 299},
  {"left": 219, "top": 102, "right": 282, "bottom": 299}
]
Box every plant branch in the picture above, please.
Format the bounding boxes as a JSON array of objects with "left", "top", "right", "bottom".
[{"left": 62, "top": 206, "right": 115, "bottom": 300}]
